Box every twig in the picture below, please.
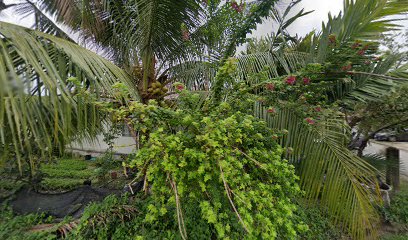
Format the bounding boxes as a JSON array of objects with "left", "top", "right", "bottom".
[
  {"left": 234, "top": 148, "right": 265, "bottom": 169},
  {"left": 169, "top": 177, "right": 188, "bottom": 240},
  {"left": 218, "top": 162, "right": 249, "bottom": 233}
]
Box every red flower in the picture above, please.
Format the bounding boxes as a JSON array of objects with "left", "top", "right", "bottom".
[
  {"left": 341, "top": 64, "right": 352, "bottom": 71},
  {"left": 303, "top": 77, "right": 311, "bottom": 85},
  {"left": 265, "top": 83, "right": 275, "bottom": 91},
  {"left": 285, "top": 76, "right": 296, "bottom": 85},
  {"left": 267, "top": 107, "right": 276, "bottom": 114},
  {"left": 305, "top": 118, "right": 315, "bottom": 125},
  {"left": 357, "top": 50, "right": 365, "bottom": 56},
  {"left": 315, "top": 107, "right": 322, "bottom": 112},
  {"left": 176, "top": 85, "right": 185, "bottom": 91}
]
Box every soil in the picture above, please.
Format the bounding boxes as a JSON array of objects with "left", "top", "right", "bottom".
[{"left": 10, "top": 185, "right": 120, "bottom": 219}]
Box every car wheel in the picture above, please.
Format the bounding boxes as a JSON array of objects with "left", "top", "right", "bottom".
[{"left": 388, "top": 136, "right": 397, "bottom": 142}]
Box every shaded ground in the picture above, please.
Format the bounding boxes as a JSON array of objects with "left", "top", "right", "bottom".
[{"left": 10, "top": 186, "right": 120, "bottom": 219}]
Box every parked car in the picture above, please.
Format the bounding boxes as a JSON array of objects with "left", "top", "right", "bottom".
[{"left": 374, "top": 129, "right": 408, "bottom": 142}]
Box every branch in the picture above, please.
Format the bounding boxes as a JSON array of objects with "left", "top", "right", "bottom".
[
  {"left": 169, "top": 176, "right": 188, "bottom": 240},
  {"left": 218, "top": 162, "right": 249, "bottom": 233}
]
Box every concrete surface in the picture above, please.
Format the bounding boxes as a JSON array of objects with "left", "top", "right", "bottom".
[{"left": 364, "top": 141, "right": 408, "bottom": 181}]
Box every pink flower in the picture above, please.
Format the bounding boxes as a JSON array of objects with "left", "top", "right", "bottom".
[
  {"left": 303, "top": 77, "right": 311, "bottom": 85},
  {"left": 315, "top": 107, "right": 322, "bottom": 112},
  {"left": 231, "top": 1, "right": 242, "bottom": 13},
  {"left": 285, "top": 76, "right": 296, "bottom": 85},
  {"left": 265, "top": 83, "right": 275, "bottom": 91},
  {"left": 341, "top": 64, "right": 352, "bottom": 71},
  {"left": 176, "top": 85, "right": 185, "bottom": 91},
  {"left": 305, "top": 118, "right": 315, "bottom": 125},
  {"left": 267, "top": 107, "right": 276, "bottom": 114},
  {"left": 364, "top": 60, "right": 371, "bottom": 65}
]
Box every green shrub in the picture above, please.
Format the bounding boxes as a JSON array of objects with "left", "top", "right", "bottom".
[
  {"left": 296, "top": 205, "right": 344, "bottom": 240},
  {"left": 381, "top": 234, "right": 408, "bottom": 240},
  {"left": 103, "top": 92, "right": 306, "bottom": 239},
  {"left": 384, "top": 190, "right": 408, "bottom": 224},
  {"left": 0, "top": 206, "right": 56, "bottom": 240}
]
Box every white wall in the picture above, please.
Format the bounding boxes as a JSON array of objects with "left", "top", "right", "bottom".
[{"left": 68, "top": 135, "right": 137, "bottom": 156}]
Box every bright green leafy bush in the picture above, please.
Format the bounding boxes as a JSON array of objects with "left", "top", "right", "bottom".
[{"left": 101, "top": 90, "right": 306, "bottom": 239}]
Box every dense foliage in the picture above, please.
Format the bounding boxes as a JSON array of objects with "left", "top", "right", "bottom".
[{"left": 100, "top": 90, "right": 306, "bottom": 239}]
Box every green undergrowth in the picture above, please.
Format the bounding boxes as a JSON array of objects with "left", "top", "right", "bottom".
[
  {"left": 296, "top": 205, "right": 345, "bottom": 240},
  {"left": 380, "top": 184, "right": 408, "bottom": 239},
  {"left": 0, "top": 179, "right": 24, "bottom": 200},
  {"left": 0, "top": 205, "right": 57, "bottom": 240},
  {"left": 381, "top": 234, "right": 408, "bottom": 240}
]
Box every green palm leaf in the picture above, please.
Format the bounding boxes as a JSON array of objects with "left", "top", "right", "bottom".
[
  {"left": 0, "top": 22, "right": 137, "bottom": 173},
  {"left": 253, "top": 103, "right": 381, "bottom": 239}
]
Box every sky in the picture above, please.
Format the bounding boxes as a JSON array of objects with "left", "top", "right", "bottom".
[
  {"left": 0, "top": 0, "right": 405, "bottom": 48},
  {"left": 1, "top": 0, "right": 344, "bottom": 37}
]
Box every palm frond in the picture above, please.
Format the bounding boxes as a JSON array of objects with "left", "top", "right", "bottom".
[
  {"left": 253, "top": 103, "right": 380, "bottom": 239},
  {"left": 0, "top": 22, "right": 137, "bottom": 173},
  {"left": 13, "top": 0, "right": 73, "bottom": 40},
  {"left": 314, "top": 0, "right": 408, "bottom": 62},
  {"left": 236, "top": 51, "right": 309, "bottom": 81}
]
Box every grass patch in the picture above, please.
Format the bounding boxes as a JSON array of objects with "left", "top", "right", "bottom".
[
  {"left": 39, "top": 158, "right": 96, "bottom": 191},
  {"left": 40, "top": 178, "right": 87, "bottom": 191}
]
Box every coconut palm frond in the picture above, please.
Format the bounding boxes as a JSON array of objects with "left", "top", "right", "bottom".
[
  {"left": 339, "top": 54, "right": 408, "bottom": 104},
  {"left": 0, "top": 22, "right": 137, "bottom": 172},
  {"left": 165, "top": 61, "right": 216, "bottom": 91},
  {"left": 13, "top": 1, "right": 73, "bottom": 40},
  {"left": 236, "top": 51, "right": 309, "bottom": 82},
  {"left": 314, "top": 0, "right": 408, "bottom": 62},
  {"left": 253, "top": 103, "right": 380, "bottom": 239}
]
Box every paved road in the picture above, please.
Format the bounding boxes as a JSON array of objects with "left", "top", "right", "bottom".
[{"left": 364, "top": 141, "right": 408, "bottom": 181}]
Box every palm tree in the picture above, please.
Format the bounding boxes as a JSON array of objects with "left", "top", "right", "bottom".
[{"left": 0, "top": 0, "right": 407, "bottom": 239}]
